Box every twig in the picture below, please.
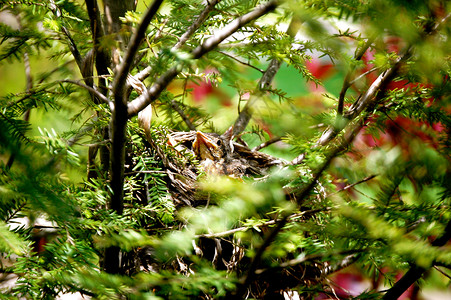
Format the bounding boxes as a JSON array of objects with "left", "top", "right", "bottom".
[
  {"left": 337, "top": 36, "right": 375, "bottom": 115},
  {"left": 322, "top": 253, "right": 359, "bottom": 277},
  {"left": 232, "top": 58, "right": 281, "bottom": 137},
  {"left": 85, "top": 0, "right": 110, "bottom": 96},
  {"left": 217, "top": 51, "right": 265, "bottom": 73},
  {"left": 382, "top": 219, "right": 451, "bottom": 300},
  {"left": 113, "top": 0, "right": 164, "bottom": 98},
  {"left": 328, "top": 174, "right": 377, "bottom": 197},
  {"left": 127, "top": 0, "right": 279, "bottom": 117},
  {"left": 135, "top": 0, "right": 222, "bottom": 82},
  {"left": 348, "top": 67, "right": 379, "bottom": 87},
  {"left": 171, "top": 100, "right": 197, "bottom": 131},
  {"left": 48, "top": 0, "right": 83, "bottom": 70},
  {"left": 433, "top": 266, "right": 451, "bottom": 280},
  {"left": 59, "top": 80, "right": 110, "bottom": 105},
  {"left": 290, "top": 48, "right": 411, "bottom": 166},
  {"left": 193, "top": 1, "right": 278, "bottom": 60},
  {"left": 294, "top": 120, "right": 364, "bottom": 204},
  {"left": 196, "top": 211, "right": 322, "bottom": 239},
  {"left": 252, "top": 136, "right": 282, "bottom": 151},
  {"left": 255, "top": 250, "right": 361, "bottom": 275},
  {"left": 231, "top": 121, "right": 364, "bottom": 298},
  {"left": 231, "top": 16, "right": 298, "bottom": 137},
  {"left": 232, "top": 214, "right": 289, "bottom": 299},
  {"left": 345, "top": 50, "right": 410, "bottom": 120},
  {"left": 174, "top": 0, "right": 221, "bottom": 50}
]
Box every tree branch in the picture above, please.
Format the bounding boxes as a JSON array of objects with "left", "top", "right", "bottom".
[
  {"left": 232, "top": 214, "right": 289, "bottom": 299},
  {"left": 290, "top": 48, "right": 411, "bottom": 166},
  {"left": 231, "top": 15, "right": 298, "bottom": 137},
  {"left": 217, "top": 50, "right": 265, "bottom": 73},
  {"left": 174, "top": 0, "right": 221, "bottom": 50},
  {"left": 49, "top": 0, "right": 83, "bottom": 71},
  {"left": 337, "top": 36, "right": 375, "bottom": 115},
  {"left": 58, "top": 80, "right": 111, "bottom": 106},
  {"left": 252, "top": 136, "right": 282, "bottom": 151},
  {"left": 135, "top": 0, "right": 222, "bottom": 82},
  {"left": 232, "top": 58, "right": 282, "bottom": 137},
  {"left": 85, "top": 0, "right": 109, "bottom": 84},
  {"left": 231, "top": 119, "right": 365, "bottom": 298},
  {"left": 170, "top": 100, "right": 196, "bottom": 131},
  {"left": 294, "top": 120, "right": 364, "bottom": 204},
  {"left": 382, "top": 219, "right": 451, "bottom": 300},
  {"left": 112, "top": 0, "right": 164, "bottom": 98},
  {"left": 255, "top": 250, "right": 361, "bottom": 276},
  {"left": 127, "top": 0, "right": 279, "bottom": 118},
  {"left": 328, "top": 174, "right": 377, "bottom": 197},
  {"left": 196, "top": 210, "right": 324, "bottom": 239},
  {"left": 108, "top": 0, "right": 163, "bottom": 217},
  {"left": 85, "top": 0, "right": 111, "bottom": 181}
]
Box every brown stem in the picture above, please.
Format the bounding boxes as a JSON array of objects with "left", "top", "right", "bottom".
[
  {"left": 170, "top": 100, "right": 196, "bottom": 131},
  {"left": 337, "top": 36, "right": 375, "bottom": 115},
  {"left": 127, "top": 0, "right": 279, "bottom": 117},
  {"left": 104, "top": 0, "right": 164, "bottom": 275},
  {"left": 290, "top": 48, "right": 410, "bottom": 166},
  {"left": 85, "top": 0, "right": 111, "bottom": 179},
  {"left": 232, "top": 59, "right": 282, "bottom": 137},
  {"left": 252, "top": 136, "right": 282, "bottom": 151},
  {"left": 382, "top": 219, "right": 451, "bottom": 300},
  {"left": 135, "top": 0, "right": 222, "bottom": 82},
  {"left": 230, "top": 15, "right": 302, "bottom": 138},
  {"left": 232, "top": 215, "right": 289, "bottom": 299}
]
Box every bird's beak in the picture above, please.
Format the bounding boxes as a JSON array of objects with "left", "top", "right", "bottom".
[{"left": 193, "top": 131, "right": 218, "bottom": 160}]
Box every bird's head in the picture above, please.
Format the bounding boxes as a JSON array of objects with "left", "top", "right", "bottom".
[{"left": 192, "top": 131, "right": 224, "bottom": 161}]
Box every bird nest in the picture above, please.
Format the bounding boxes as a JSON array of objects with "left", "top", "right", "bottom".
[
  {"left": 123, "top": 127, "right": 327, "bottom": 298},
  {"left": 139, "top": 127, "right": 285, "bottom": 207}
]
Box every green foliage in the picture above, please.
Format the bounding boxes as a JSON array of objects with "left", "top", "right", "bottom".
[{"left": 0, "top": 0, "right": 450, "bottom": 299}]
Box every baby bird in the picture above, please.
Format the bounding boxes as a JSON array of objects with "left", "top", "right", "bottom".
[{"left": 192, "top": 131, "right": 227, "bottom": 176}]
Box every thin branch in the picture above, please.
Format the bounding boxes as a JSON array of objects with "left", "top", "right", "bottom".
[
  {"left": 322, "top": 254, "right": 360, "bottom": 277},
  {"left": 171, "top": 100, "right": 196, "bottom": 131},
  {"left": 232, "top": 214, "right": 289, "bottom": 299},
  {"left": 112, "top": 0, "right": 164, "bottom": 97},
  {"left": 85, "top": 0, "right": 110, "bottom": 96},
  {"left": 290, "top": 48, "right": 411, "bottom": 166},
  {"left": 348, "top": 67, "right": 379, "bottom": 86},
  {"left": 255, "top": 250, "right": 362, "bottom": 275},
  {"left": 337, "top": 36, "right": 375, "bottom": 115},
  {"left": 196, "top": 211, "right": 323, "bottom": 239},
  {"left": 252, "top": 136, "right": 282, "bottom": 151},
  {"left": 174, "top": 0, "right": 221, "bottom": 50},
  {"left": 59, "top": 80, "right": 110, "bottom": 105},
  {"left": 433, "top": 266, "right": 451, "bottom": 280},
  {"left": 328, "top": 174, "right": 377, "bottom": 197},
  {"left": 194, "top": 1, "right": 278, "bottom": 60},
  {"left": 49, "top": 0, "right": 83, "bottom": 70},
  {"left": 135, "top": 0, "right": 222, "bottom": 82},
  {"left": 231, "top": 121, "right": 364, "bottom": 298},
  {"left": 217, "top": 50, "right": 265, "bottom": 73},
  {"left": 294, "top": 120, "right": 364, "bottom": 205},
  {"left": 232, "top": 58, "right": 282, "bottom": 137},
  {"left": 345, "top": 50, "right": 410, "bottom": 120},
  {"left": 127, "top": 0, "right": 279, "bottom": 117},
  {"left": 231, "top": 15, "right": 298, "bottom": 137},
  {"left": 382, "top": 219, "right": 451, "bottom": 300}
]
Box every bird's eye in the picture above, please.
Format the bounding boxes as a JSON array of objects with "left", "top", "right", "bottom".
[{"left": 216, "top": 139, "right": 222, "bottom": 146}]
